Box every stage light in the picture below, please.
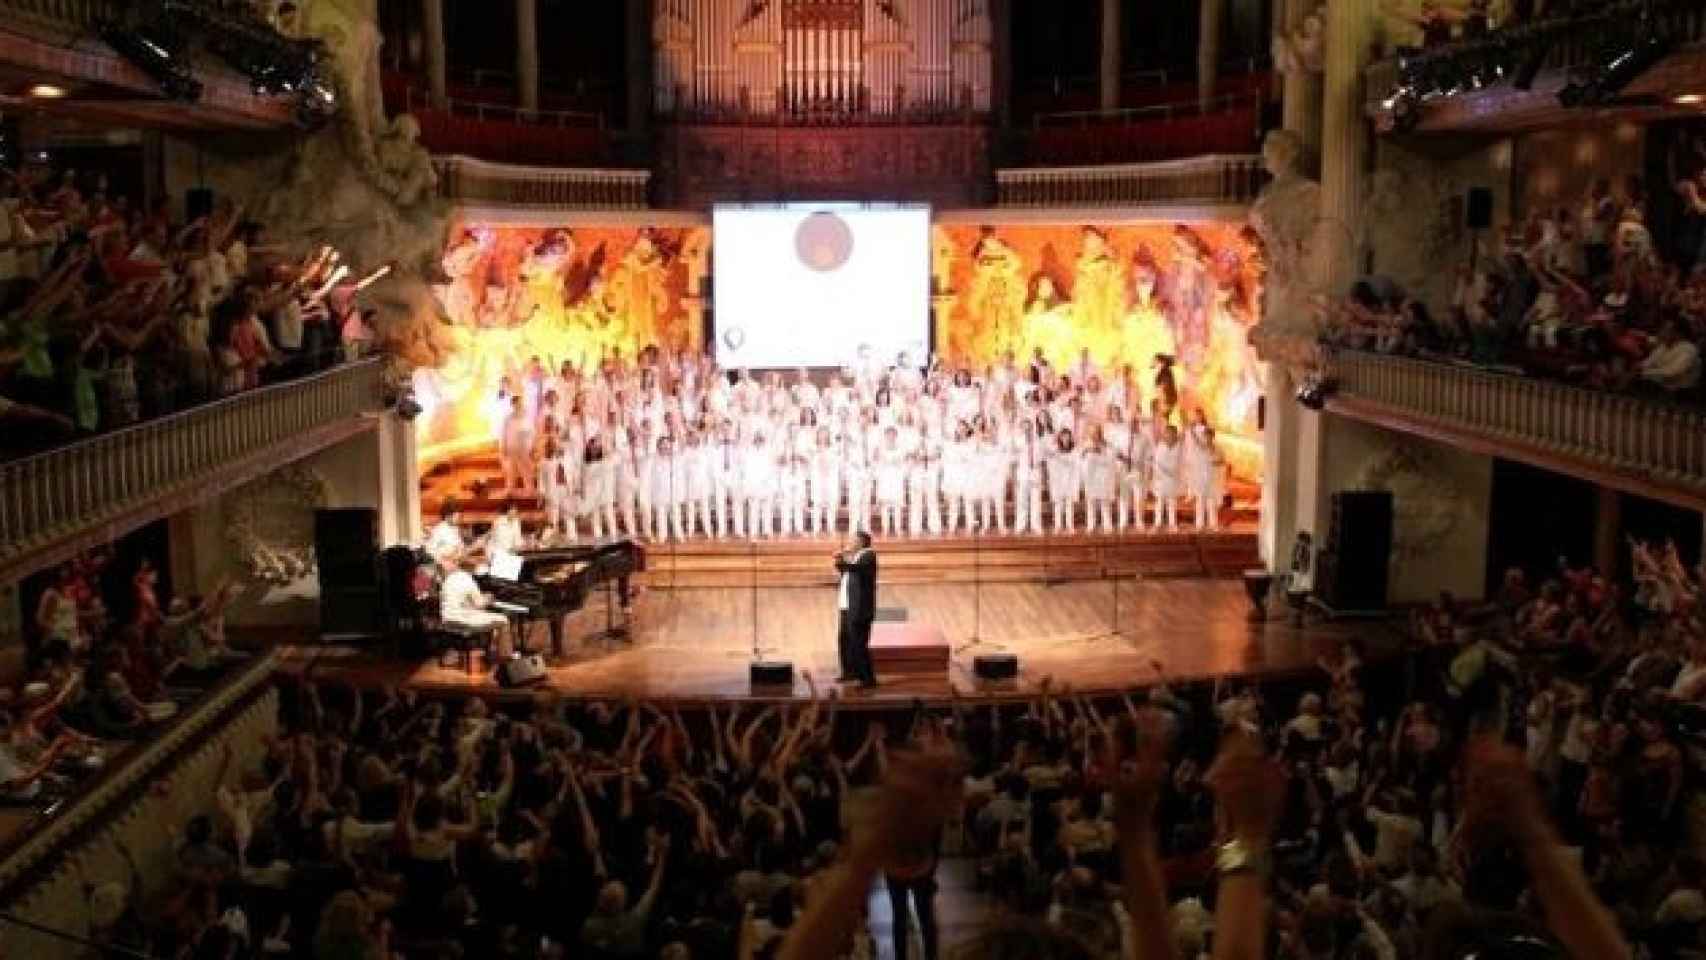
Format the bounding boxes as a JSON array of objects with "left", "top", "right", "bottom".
[
  {"left": 1294, "top": 375, "right": 1334, "bottom": 411},
  {"left": 1561, "top": 27, "right": 1674, "bottom": 107},
  {"left": 27, "top": 84, "right": 66, "bottom": 99},
  {"left": 99, "top": 20, "right": 202, "bottom": 102},
  {"left": 1675, "top": 93, "right": 1706, "bottom": 105}
]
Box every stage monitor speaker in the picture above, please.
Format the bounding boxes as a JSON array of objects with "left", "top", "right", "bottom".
[
  {"left": 1466, "top": 187, "right": 1494, "bottom": 230},
  {"left": 750, "top": 660, "right": 794, "bottom": 687},
  {"left": 873, "top": 607, "right": 908, "bottom": 623},
  {"left": 1320, "top": 491, "right": 1392, "bottom": 612},
  {"left": 186, "top": 187, "right": 215, "bottom": 223},
  {"left": 497, "top": 654, "right": 548, "bottom": 688},
  {"left": 974, "top": 653, "right": 1019, "bottom": 681},
  {"left": 321, "top": 586, "right": 381, "bottom": 636},
  {"left": 315, "top": 508, "right": 380, "bottom": 586}
]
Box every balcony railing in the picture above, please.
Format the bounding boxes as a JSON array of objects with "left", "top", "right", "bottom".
[
  {"left": 436, "top": 154, "right": 651, "bottom": 208},
  {"left": 996, "top": 154, "right": 1266, "bottom": 208},
  {"left": 0, "top": 358, "right": 386, "bottom": 575},
  {"left": 0, "top": 0, "right": 121, "bottom": 31},
  {"left": 1326, "top": 350, "right": 1706, "bottom": 499}
]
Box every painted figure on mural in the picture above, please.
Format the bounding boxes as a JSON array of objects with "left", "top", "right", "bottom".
[
  {"left": 437, "top": 228, "right": 490, "bottom": 327},
  {"left": 515, "top": 229, "right": 575, "bottom": 327},
  {"left": 1168, "top": 227, "right": 1213, "bottom": 370},
  {"left": 608, "top": 232, "right": 671, "bottom": 354},
  {"left": 930, "top": 225, "right": 958, "bottom": 295},
  {"left": 967, "top": 231, "right": 1026, "bottom": 360},
  {"left": 1121, "top": 248, "right": 1177, "bottom": 385},
  {"left": 1023, "top": 274, "right": 1074, "bottom": 368},
  {"left": 1196, "top": 275, "right": 1263, "bottom": 431},
  {"left": 1071, "top": 227, "right": 1126, "bottom": 347}
]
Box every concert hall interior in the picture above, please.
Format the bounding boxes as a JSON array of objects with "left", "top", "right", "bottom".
[{"left": 5, "top": 0, "right": 1706, "bottom": 957}]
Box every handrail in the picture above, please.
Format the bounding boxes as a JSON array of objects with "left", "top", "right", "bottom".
[
  {"left": 0, "top": 0, "right": 122, "bottom": 31},
  {"left": 435, "top": 154, "right": 651, "bottom": 209},
  {"left": 401, "top": 84, "right": 605, "bottom": 129},
  {"left": 1033, "top": 91, "right": 1262, "bottom": 129},
  {"left": 995, "top": 153, "right": 1266, "bottom": 207},
  {"left": 0, "top": 358, "right": 386, "bottom": 570},
  {"left": 1325, "top": 349, "right": 1706, "bottom": 501}
]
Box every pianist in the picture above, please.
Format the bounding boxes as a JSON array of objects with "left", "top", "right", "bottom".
[
  {"left": 489, "top": 499, "right": 528, "bottom": 559},
  {"left": 441, "top": 555, "right": 514, "bottom": 657},
  {"left": 426, "top": 500, "right": 468, "bottom": 570}
]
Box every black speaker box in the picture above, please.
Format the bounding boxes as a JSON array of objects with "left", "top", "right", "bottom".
[
  {"left": 750, "top": 660, "right": 794, "bottom": 687},
  {"left": 1466, "top": 187, "right": 1494, "bottom": 230},
  {"left": 973, "top": 653, "right": 1019, "bottom": 681},
  {"left": 1320, "top": 491, "right": 1393, "bottom": 612},
  {"left": 315, "top": 508, "right": 380, "bottom": 585},
  {"left": 186, "top": 186, "right": 215, "bottom": 223},
  {"left": 873, "top": 607, "right": 908, "bottom": 623},
  {"left": 321, "top": 586, "right": 381, "bottom": 636},
  {"left": 497, "top": 654, "right": 549, "bottom": 688}
]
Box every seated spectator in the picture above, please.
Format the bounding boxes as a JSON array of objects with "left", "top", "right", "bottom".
[{"left": 1638, "top": 319, "right": 1702, "bottom": 394}]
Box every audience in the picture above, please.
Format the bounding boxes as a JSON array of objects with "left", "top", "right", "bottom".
[
  {"left": 74, "top": 530, "right": 1706, "bottom": 960},
  {"left": 1328, "top": 170, "right": 1706, "bottom": 405},
  {"left": 0, "top": 161, "right": 377, "bottom": 457}
]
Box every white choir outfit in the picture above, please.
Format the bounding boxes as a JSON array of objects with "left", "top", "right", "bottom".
[
  {"left": 1082, "top": 445, "right": 1119, "bottom": 533},
  {"left": 499, "top": 409, "right": 533, "bottom": 494},
  {"left": 779, "top": 457, "right": 807, "bottom": 537},
  {"left": 940, "top": 438, "right": 974, "bottom": 534},
  {"left": 581, "top": 455, "right": 618, "bottom": 539},
  {"left": 1013, "top": 439, "right": 1044, "bottom": 535},
  {"left": 844, "top": 449, "right": 873, "bottom": 537},
  {"left": 874, "top": 446, "right": 907, "bottom": 537},
  {"left": 613, "top": 439, "right": 642, "bottom": 539},
  {"left": 648, "top": 450, "right": 684, "bottom": 542},
  {"left": 1187, "top": 428, "right": 1224, "bottom": 530},
  {"left": 488, "top": 512, "right": 527, "bottom": 558},
  {"left": 1151, "top": 437, "right": 1183, "bottom": 530},
  {"left": 1125, "top": 426, "right": 1156, "bottom": 531},
  {"left": 809, "top": 444, "right": 841, "bottom": 536},
  {"left": 742, "top": 441, "right": 777, "bottom": 539},
  {"left": 976, "top": 439, "right": 1010, "bottom": 534},
  {"left": 1046, "top": 445, "right": 1084, "bottom": 533},
  {"left": 712, "top": 437, "right": 743, "bottom": 538},
  {"left": 682, "top": 441, "right": 717, "bottom": 538}
]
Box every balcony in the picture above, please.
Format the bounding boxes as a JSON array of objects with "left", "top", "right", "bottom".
[
  {"left": 435, "top": 155, "right": 651, "bottom": 209},
  {"left": 995, "top": 154, "right": 1265, "bottom": 213},
  {"left": 1366, "top": 0, "right": 1706, "bottom": 134},
  {"left": 1324, "top": 350, "right": 1706, "bottom": 509},
  {"left": 0, "top": 358, "right": 387, "bottom": 583}
]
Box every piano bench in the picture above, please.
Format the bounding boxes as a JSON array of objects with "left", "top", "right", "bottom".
[{"left": 440, "top": 623, "right": 497, "bottom": 675}]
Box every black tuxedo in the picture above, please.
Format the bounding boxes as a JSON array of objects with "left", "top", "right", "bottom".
[{"left": 835, "top": 548, "right": 878, "bottom": 684}]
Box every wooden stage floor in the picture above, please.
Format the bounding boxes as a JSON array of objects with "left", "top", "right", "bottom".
[{"left": 284, "top": 578, "right": 1388, "bottom": 703}]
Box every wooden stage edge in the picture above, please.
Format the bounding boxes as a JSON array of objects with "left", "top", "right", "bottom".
[{"left": 272, "top": 578, "right": 1394, "bottom": 706}]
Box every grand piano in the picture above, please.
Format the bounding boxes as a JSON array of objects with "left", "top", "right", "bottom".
[{"left": 478, "top": 539, "right": 646, "bottom": 656}]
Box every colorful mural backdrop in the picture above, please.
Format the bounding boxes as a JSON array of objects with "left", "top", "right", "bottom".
[{"left": 418, "top": 220, "right": 1266, "bottom": 480}]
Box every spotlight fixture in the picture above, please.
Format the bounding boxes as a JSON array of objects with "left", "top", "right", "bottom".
[
  {"left": 1294, "top": 374, "right": 1335, "bottom": 411},
  {"left": 1559, "top": 25, "right": 1674, "bottom": 108},
  {"left": 99, "top": 19, "right": 202, "bottom": 102},
  {"left": 1675, "top": 93, "right": 1706, "bottom": 105},
  {"left": 26, "top": 84, "right": 66, "bottom": 99}
]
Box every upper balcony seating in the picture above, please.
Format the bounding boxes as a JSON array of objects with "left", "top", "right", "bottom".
[{"left": 1022, "top": 100, "right": 1262, "bottom": 168}]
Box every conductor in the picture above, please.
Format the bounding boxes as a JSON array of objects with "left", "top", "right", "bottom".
[{"left": 834, "top": 530, "right": 879, "bottom": 688}]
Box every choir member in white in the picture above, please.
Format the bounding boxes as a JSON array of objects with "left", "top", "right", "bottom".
[{"left": 454, "top": 348, "right": 1231, "bottom": 545}]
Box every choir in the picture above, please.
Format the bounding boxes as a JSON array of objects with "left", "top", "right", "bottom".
[{"left": 475, "top": 348, "right": 1229, "bottom": 544}]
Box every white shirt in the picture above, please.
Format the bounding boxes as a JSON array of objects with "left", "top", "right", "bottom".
[
  {"left": 1641, "top": 340, "right": 1701, "bottom": 390},
  {"left": 426, "top": 520, "right": 464, "bottom": 565},
  {"left": 489, "top": 515, "right": 526, "bottom": 556},
  {"left": 838, "top": 548, "right": 869, "bottom": 612}
]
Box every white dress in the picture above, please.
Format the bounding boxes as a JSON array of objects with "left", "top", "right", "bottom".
[
  {"left": 1082, "top": 448, "right": 1118, "bottom": 502},
  {"left": 810, "top": 447, "right": 840, "bottom": 508},
  {"left": 582, "top": 458, "right": 616, "bottom": 511},
  {"left": 875, "top": 448, "right": 907, "bottom": 505},
  {"left": 1151, "top": 441, "right": 1182, "bottom": 499},
  {"left": 1046, "top": 448, "right": 1083, "bottom": 503}
]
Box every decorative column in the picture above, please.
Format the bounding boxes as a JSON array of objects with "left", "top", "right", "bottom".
[
  {"left": 1295, "top": 0, "right": 1372, "bottom": 544},
  {"left": 1099, "top": 0, "right": 1121, "bottom": 112},
  {"left": 422, "top": 0, "right": 447, "bottom": 109},
  {"left": 626, "top": 0, "right": 652, "bottom": 138},
  {"left": 515, "top": 0, "right": 540, "bottom": 114},
  {"left": 1198, "top": 0, "right": 1222, "bottom": 112},
  {"left": 991, "top": 0, "right": 1014, "bottom": 131}
]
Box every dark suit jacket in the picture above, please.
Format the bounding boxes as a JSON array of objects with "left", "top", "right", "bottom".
[{"left": 835, "top": 549, "right": 878, "bottom": 622}]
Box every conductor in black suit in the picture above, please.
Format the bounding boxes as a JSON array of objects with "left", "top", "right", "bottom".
[{"left": 835, "top": 530, "right": 879, "bottom": 688}]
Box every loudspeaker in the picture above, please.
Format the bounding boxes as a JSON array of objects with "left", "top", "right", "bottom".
[
  {"left": 973, "top": 653, "right": 1019, "bottom": 681},
  {"left": 497, "top": 653, "right": 548, "bottom": 688},
  {"left": 1466, "top": 187, "right": 1494, "bottom": 230},
  {"left": 750, "top": 660, "right": 794, "bottom": 687},
  {"left": 315, "top": 509, "right": 380, "bottom": 585},
  {"left": 873, "top": 607, "right": 908, "bottom": 623},
  {"left": 1319, "top": 491, "right": 1393, "bottom": 612},
  {"left": 186, "top": 186, "right": 215, "bottom": 223},
  {"left": 321, "top": 586, "right": 381, "bottom": 636}
]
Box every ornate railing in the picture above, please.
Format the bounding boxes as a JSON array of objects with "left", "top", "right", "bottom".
[
  {"left": 1327, "top": 350, "right": 1706, "bottom": 498},
  {"left": 0, "top": 358, "right": 386, "bottom": 572},
  {"left": 436, "top": 154, "right": 651, "bottom": 208},
  {"left": 0, "top": 0, "right": 121, "bottom": 31},
  {"left": 995, "top": 153, "right": 1266, "bottom": 208},
  {"left": 0, "top": 656, "right": 278, "bottom": 958}
]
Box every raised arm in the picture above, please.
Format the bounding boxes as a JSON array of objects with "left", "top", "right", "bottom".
[{"left": 1109, "top": 709, "right": 1174, "bottom": 960}]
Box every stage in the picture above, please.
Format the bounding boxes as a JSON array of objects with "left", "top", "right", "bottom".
[{"left": 280, "top": 577, "right": 1383, "bottom": 704}]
